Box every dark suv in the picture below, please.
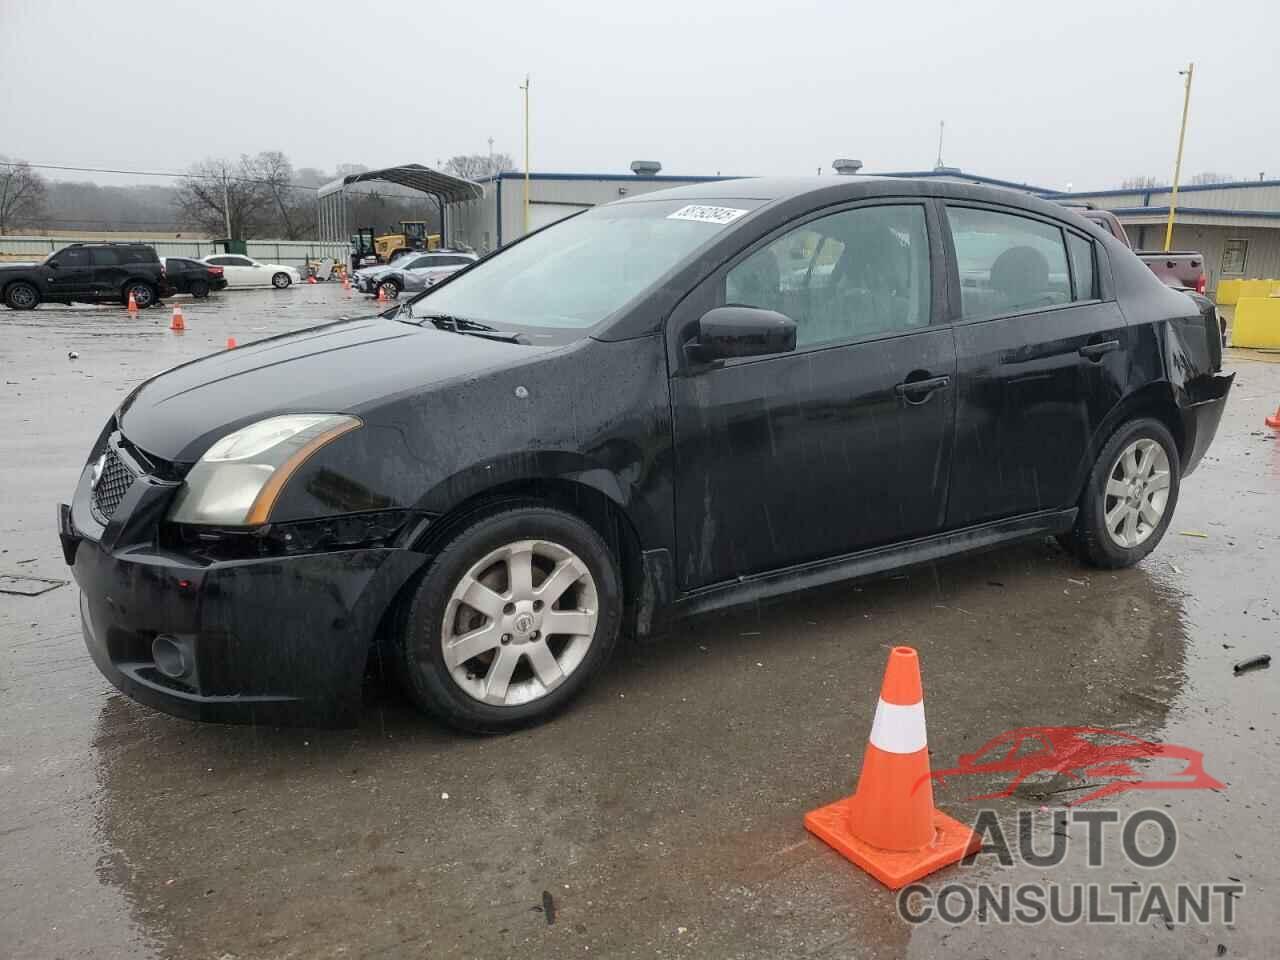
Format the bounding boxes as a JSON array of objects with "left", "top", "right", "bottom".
[{"left": 0, "top": 242, "right": 167, "bottom": 310}]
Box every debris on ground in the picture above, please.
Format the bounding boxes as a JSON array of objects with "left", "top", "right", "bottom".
[
  {"left": 1233, "top": 654, "right": 1271, "bottom": 674},
  {"left": 1179, "top": 530, "right": 1209, "bottom": 538},
  {"left": 540, "top": 890, "right": 556, "bottom": 925},
  {"left": 67, "top": 350, "right": 79, "bottom": 360},
  {"left": 0, "top": 574, "right": 67, "bottom": 597}
]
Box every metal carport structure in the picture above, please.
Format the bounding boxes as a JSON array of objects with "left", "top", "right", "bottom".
[{"left": 316, "top": 163, "right": 484, "bottom": 246}]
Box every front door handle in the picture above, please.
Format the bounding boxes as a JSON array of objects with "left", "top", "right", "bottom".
[
  {"left": 894, "top": 375, "right": 951, "bottom": 404},
  {"left": 1078, "top": 339, "right": 1121, "bottom": 361}
]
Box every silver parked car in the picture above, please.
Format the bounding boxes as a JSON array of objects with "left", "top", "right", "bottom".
[{"left": 354, "top": 251, "right": 478, "bottom": 299}]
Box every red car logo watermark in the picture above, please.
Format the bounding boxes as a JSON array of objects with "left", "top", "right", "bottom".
[{"left": 920, "top": 726, "right": 1224, "bottom": 805}]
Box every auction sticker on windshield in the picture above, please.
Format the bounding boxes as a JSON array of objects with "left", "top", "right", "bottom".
[{"left": 667, "top": 204, "right": 750, "bottom": 225}]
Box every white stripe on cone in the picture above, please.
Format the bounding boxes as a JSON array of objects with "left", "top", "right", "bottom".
[{"left": 868, "top": 698, "right": 927, "bottom": 754}]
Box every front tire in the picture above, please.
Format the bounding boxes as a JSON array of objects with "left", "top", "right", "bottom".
[
  {"left": 1069, "top": 417, "right": 1180, "bottom": 569},
  {"left": 377, "top": 278, "right": 401, "bottom": 300},
  {"left": 4, "top": 281, "right": 40, "bottom": 310},
  {"left": 271, "top": 272, "right": 291, "bottom": 289},
  {"left": 394, "top": 504, "right": 622, "bottom": 733}
]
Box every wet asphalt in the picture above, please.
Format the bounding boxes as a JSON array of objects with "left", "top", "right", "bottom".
[{"left": 1, "top": 284, "right": 1277, "bottom": 959}]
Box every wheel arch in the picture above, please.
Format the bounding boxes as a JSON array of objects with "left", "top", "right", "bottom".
[
  {"left": 411, "top": 476, "right": 645, "bottom": 627},
  {"left": 1077, "top": 382, "right": 1186, "bottom": 502}
]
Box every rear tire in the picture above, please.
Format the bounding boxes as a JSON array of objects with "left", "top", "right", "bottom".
[
  {"left": 394, "top": 504, "right": 622, "bottom": 733},
  {"left": 4, "top": 281, "right": 40, "bottom": 310},
  {"left": 1068, "top": 417, "right": 1180, "bottom": 569},
  {"left": 189, "top": 280, "right": 210, "bottom": 299},
  {"left": 272, "top": 272, "right": 291, "bottom": 289},
  {"left": 123, "top": 281, "right": 156, "bottom": 308}
]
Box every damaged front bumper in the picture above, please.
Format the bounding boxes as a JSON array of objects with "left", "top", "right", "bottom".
[{"left": 60, "top": 450, "right": 426, "bottom": 727}]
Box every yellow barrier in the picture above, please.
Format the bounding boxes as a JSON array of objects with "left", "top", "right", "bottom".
[
  {"left": 1233, "top": 296, "right": 1280, "bottom": 349},
  {"left": 1216, "top": 278, "right": 1242, "bottom": 305},
  {"left": 1220, "top": 279, "right": 1280, "bottom": 305}
]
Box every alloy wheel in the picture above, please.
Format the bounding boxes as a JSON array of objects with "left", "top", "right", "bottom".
[
  {"left": 1103, "top": 438, "right": 1171, "bottom": 548},
  {"left": 441, "top": 539, "right": 598, "bottom": 706}
]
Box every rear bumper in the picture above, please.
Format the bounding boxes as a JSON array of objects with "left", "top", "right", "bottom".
[
  {"left": 1178, "top": 372, "right": 1235, "bottom": 477},
  {"left": 60, "top": 470, "right": 425, "bottom": 726}
]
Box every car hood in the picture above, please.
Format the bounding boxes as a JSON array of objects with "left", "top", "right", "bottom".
[
  {"left": 355, "top": 264, "right": 394, "bottom": 280},
  {"left": 0, "top": 261, "right": 41, "bottom": 270},
  {"left": 118, "top": 315, "right": 547, "bottom": 462}
]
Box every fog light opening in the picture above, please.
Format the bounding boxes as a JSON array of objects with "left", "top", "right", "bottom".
[{"left": 152, "top": 634, "right": 190, "bottom": 679}]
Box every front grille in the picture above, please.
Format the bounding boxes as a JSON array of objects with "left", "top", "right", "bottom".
[{"left": 90, "top": 448, "right": 137, "bottom": 524}]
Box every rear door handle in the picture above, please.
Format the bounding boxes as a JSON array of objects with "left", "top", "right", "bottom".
[
  {"left": 1078, "top": 339, "right": 1121, "bottom": 361},
  {"left": 894, "top": 375, "right": 951, "bottom": 403}
]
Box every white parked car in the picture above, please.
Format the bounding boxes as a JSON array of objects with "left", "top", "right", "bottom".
[{"left": 200, "top": 255, "right": 301, "bottom": 289}]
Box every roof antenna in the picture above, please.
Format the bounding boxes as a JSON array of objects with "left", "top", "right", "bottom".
[{"left": 935, "top": 120, "right": 946, "bottom": 170}]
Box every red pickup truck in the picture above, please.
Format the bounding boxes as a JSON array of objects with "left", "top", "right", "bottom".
[{"left": 1062, "top": 204, "right": 1207, "bottom": 293}]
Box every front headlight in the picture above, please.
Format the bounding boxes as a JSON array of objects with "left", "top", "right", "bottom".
[{"left": 169, "top": 414, "right": 361, "bottom": 526}]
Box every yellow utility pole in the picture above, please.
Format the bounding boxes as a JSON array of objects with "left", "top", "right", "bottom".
[
  {"left": 1163, "top": 62, "right": 1194, "bottom": 252},
  {"left": 520, "top": 74, "right": 530, "bottom": 235}
]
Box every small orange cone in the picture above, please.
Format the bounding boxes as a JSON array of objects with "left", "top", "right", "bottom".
[
  {"left": 169, "top": 304, "right": 185, "bottom": 332},
  {"left": 307, "top": 274, "right": 317, "bottom": 285},
  {"left": 127, "top": 291, "right": 138, "bottom": 314},
  {"left": 226, "top": 336, "right": 237, "bottom": 349},
  {"left": 804, "top": 646, "right": 979, "bottom": 889},
  {"left": 376, "top": 284, "right": 387, "bottom": 303},
  {"left": 1266, "top": 405, "right": 1280, "bottom": 429}
]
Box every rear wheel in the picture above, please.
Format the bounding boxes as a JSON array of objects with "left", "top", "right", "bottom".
[
  {"left": 1068, "top": 418, "right": 1180, "bottom": 568},
  {"left": 123, "top": 281, "right": 156, "bottom": 308},
  {"left": 394, "top": 505, "right": 622, "bottom": 732},
  {"left": 4, "top": 281, "right": 40, "bottom": 310},
  {"left": 189, "top": 280, "right": 210, "bottom": 299},
  {"left": 271, "top": 272, "right": 291, "bottom": 289}
]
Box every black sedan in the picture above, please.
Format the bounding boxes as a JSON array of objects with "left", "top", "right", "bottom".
[
  {"left": 161, "top": 257, "right": 227, "bottom": 298},
  {"left": 60, "top": 177, "right": 1232, "bottom": 731}
]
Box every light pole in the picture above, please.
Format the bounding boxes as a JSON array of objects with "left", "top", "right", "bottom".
[
  {"left": 1163, "top": 62, "right": 1194, "bottom": 252},
  {"left": 520, "top": 74, "right": 530, "bottom": 235}
]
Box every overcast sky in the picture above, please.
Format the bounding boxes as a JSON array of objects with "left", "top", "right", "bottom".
[{"left": 2, "top": 0, "right": 1276, "bottom": 192}]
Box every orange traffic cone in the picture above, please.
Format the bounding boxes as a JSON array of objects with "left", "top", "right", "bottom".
[
  {"left": 804, "top": 646, "right": 979, "bottom": 889},
  {"left": 1266, "top": 405, "right": 1280, "bottom": 429},
  {"left": 376, "top": 284, "right": 387, "bottom": 303},
  {"left": 169, "top": 304, "right": 185, "bottom": 332},
  {"left": 226, "top": 336, "right": 237, "bottom": 349},
  {"left": 127, "top": 291, "right": 138, "bottom": 314},
  {"left": 307, "top": 274, "right": 317, "bottom": 285}
]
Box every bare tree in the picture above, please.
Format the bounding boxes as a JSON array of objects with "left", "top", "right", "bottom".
[
  {"left": 173, "top": 152, "right": 317, "bottom": 240},
  {"left": 0, "top": 157, "right": 48, "bottom": 235},
  {"left": 443, "top": 153, "right": 516, "bottom": 181},
  {"left": 249, "top": 151, "right": 313, "bottom": 240},
  {"left": 1120, "top": 175, "right": 1167, "bottom": 190}
]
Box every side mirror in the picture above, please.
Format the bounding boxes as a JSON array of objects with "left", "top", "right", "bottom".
[
  {"left": 688, "top": 306, "right": 797, "bottom": 362},
  {"left": 46, "top": 259, "right": 59, "bottom": 269}
]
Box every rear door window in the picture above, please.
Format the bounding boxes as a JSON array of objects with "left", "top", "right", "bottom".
[
  {"left": 206, "top": 256, "right": 231, "bottom": 265},
  {"left": 946, "top": 206, "right": 1071, "bottom": 318},
  {"left": 90, "top": 248, "right": 122, "bottom": 266}
]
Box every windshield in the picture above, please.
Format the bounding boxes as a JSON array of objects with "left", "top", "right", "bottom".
[{"left": 404, "top": 198, "right": 764, "bottom": 331}]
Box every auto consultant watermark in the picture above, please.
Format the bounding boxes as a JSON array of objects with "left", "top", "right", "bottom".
[
  {"left": 897, "top": 809, "right": 1244, "bottom": 925},
  {"left": 897, "top": 727, "right": 1240, "bottom": 927}
]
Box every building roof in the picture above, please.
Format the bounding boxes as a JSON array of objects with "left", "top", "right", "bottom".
[
  {"left": 317, "top": 164, "right": 484, "bottom": 202},
  {"left": 475, "top": 171, "right": 739, "bottom": 185}
]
